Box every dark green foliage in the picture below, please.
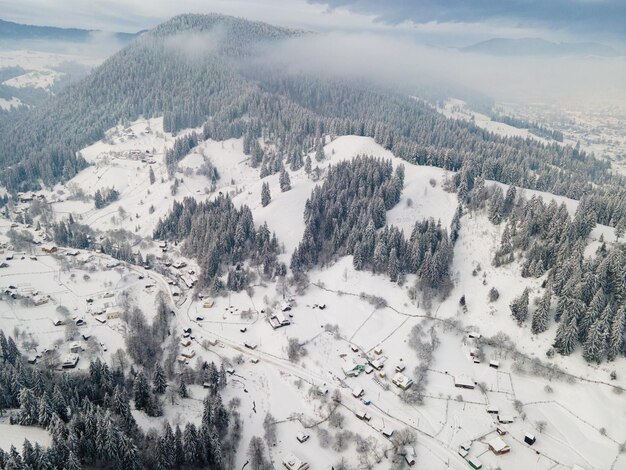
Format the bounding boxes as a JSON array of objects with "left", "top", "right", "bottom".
[
  {"left": 154, "top": 195, "right": 279, "bottom": 290},
  {"left": 0, "top": 330, "right": 231, "bottom": 469}
]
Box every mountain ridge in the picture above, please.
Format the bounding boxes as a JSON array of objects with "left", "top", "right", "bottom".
[
  {"left": 0, "top": 18, "right": 143, "bottom": 42},
  {"left": 461, "top": 37, "right": 620, "bottom": 57}
]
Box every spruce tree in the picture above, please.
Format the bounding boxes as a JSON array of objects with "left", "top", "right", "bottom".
[
  {"left": 607, "top": 307, "right": 625, "bottom": 361},
  {"left": 261, "top": 182, "right": 271, "bottom": 207},
  {"left": 510, "top": 288, "right": 530, "bottom": 325},
  {"left": 152, "top": 363, "right": 167, "bottom": 395},
  {"left": 279, "top": 168, "right": 291, "bottom": 192},
  {"left": 554, "top": 309, "right": 579, "bottom": 355},
  {"left": 531, "top": 288, "right": 551, "bottom": 334}
]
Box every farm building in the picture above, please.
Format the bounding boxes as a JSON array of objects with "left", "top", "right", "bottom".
[
  {"left": 488, "top": 436, "right": 511, "bottom": 455},
  {"left": 489, "top": 360, "right": 500, "bottom": 369},
  {"left": 468, "top": 331, "right": 481, "bottom": 339},
  {"left": 352, "top": 386, "right": 364, "bottom": 398},
  {"left": 282, "top": 454, "right": 309, "bottom": 470},
  {"left": 382, "top": 427, "right": 394, "bottom": 438},
  {"left": 296, "top": 432, "right": 309, "bottom": 443},
  {"left": 181, "top": 339, "right": 192, "bottom": 347},
  {"left": 369, "top": 355, "right": 387, "bottom": 370},
  {"left": 181, "top": 350, "right": 196, "bottom": 359},
  {"left": 395, "top": 364, "right": 406, "bottom": 373},
  {"left": 354, "top": 410, "right": 371, "bottom": 421},
  {"left": 203, "top": 300, "right": 214, "bottom": 308},
  {"left": 454, "top": 376, "right": 475, "bottom": 389},
  {"left": 280, "top": 301, "right": 292, "bottom": 312},
  {"left": 62, "top": 354, "right": 79, "bottom": 369},
  {"left": 404, "top": 447, "right": 416, "bottom": 466},
  {"left": 269, "top": 313, "right": 290, "bottom": 329},
  {"left": 392, "top": 372, "right": 414, "bottom": 390},
  {"left": 486, "top": 406, "right": 499, "bottom": 414},
  {"left": 172, "top": 260, "right": 187, "bottom": 269},
  {"left": 374, "top": 347, "right": 383, "bottom": 355},
  {"left": 52, "top": 318, "right": 64, "bottom": 326},
  {"left": 244, "top": 341, "right": 257, "bottom": 350},
  {"left": 468, "top": 458, "right": 482, "bottom": 469},
  {"left": 524, "top": 433, "right": 536, "bottom": 445},
  {"left": 498, "top": 415, "right": 514, "bottom": 424}
]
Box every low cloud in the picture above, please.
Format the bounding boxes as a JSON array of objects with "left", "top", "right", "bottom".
[{"left": 259, "top": 32, "right": 626, "bottom": 107}]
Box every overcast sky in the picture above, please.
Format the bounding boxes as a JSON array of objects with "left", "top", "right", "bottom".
[{"left": 2, "top": 0, "right": 625, "bottom": 47}]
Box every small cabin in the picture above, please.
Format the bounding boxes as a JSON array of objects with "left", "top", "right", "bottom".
[
  {"left": 489, "top": 360, "right": 500, "bottom": 369},
  {"left": 95, "top": 316, "right": 107, "bottom": 324},
  {"left": 244, "top": 342, "right": 257, "bottom": 350},
  {"left": 352, "top": 386, "right": 364, "bottom": 398},
  {"left": 468, "top": 331, "right": 481, "bottom": 339},
  {"left": 486, "top": 406, "right": 499, "bottom": 414},
  {"left": 454, "top": 375, "right": 475, "bottom": 389},
  {"left": 62, "top": 354, "right": 79, "bottom": 369},
  {"left": 382, "top": 427, "right": 395, "bottom": 438},
  {"left": 488, "top": 436, "right": 510, "bottom": 455},
  {"left": 395, "top": 364, "right": 406, "bottom": 373},
  {"left": 392, "top": 372, "right": 414, "bottom": 390},
  {"left": 282, "top": 454, "right": 309, "bottom": 470},
  {"left": 374, "top": 347, "right": 383, "bottom": 355},
  {"left": 181, "top": 339, "right": 192, "bottom": 347},
  {"left": 181, "top": 350, "right": 196, "bottom": 359},
  {"left": 70, "top": 342, "right": 82, "bottom": 353},
  {"left": 355, "top": 410, "right": 371, "bottom": 421},
  {"left": 226, "top": 367, "right": 235, "bottom": 375},
  {"left": 296, "top": 432, "right": 309, "bottom": 443},
  {"left": 468, "top": 458, "right": 483, "bottom": 470},
  {"left": 52, "top": 318, "right": 64, "bottom": 326},
  {"left": 524, "top": 433, "right": 536, "bottom": 445},
  {"left": 498, "top": 415, "right": 514, "bottom": 424}
]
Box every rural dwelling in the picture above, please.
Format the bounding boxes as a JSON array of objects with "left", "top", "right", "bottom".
[
  {"left": 454, "top": 375, "right": 475, "bottom": 389},
  {"left": 498, "top": 415, "right": 514, "bottom": 424},
  {"left": 486, "top": 406, "right": 499, "bottom": 414},
  {"left": 244, "top": 341, "right": 257, "bottom": 350},
  {"left": 352, "top": 386, "right": 364, "bottom": 398},
  {"left": 355, "top": 410, "right": 371, "bottom": 421},
  {"left": 395, "top": 364, "right": 406, "bottom": 373},
  {"left": 369, "top": 355, "right": 387, "bottom": 370},
  {"left": 468, "top": 458, "right": 483, "bottom": 470},
  {"left": 382, "top": 427, "right": 394, "bottom": 438},
  {"left": 180, "top": 339, "right": 192, "bottom": 347},
  {"left": 282, "top": 454, "right": 309, "bottom": 470},
  {"left": 403, "top": 446, "right": 416, "bottom": 466},
  {"left": 52, "top": 318, "right": 64, "bottom": 326},
  {"left": 296, "top": 432, "right": 309, "bottom": 443},
  {"left": 392, "top": 372, "right": 414, "bottom": 390},
  {"left": 269, "top": 313, "right": 290, "bottom": 329},
  {"left": 70, "top": 342, "right": 82, "bottom": 353},
  {"left": 488, "top": 436, "right": 511, "bottom": 455},
  {"left": 105, "top": 307, "right": 121, "bottom": 320},
  {"left": 32, "top": 295, "right": 49, "bottom": 306},
  {"left": 95, "top": 317, "right": 107, "bottom": 324},
  {"left": 489, "top": 360, "right": 500, "bottom": 369},
  {"left": 62, "top": 354, "right": 79, "bottom": 369},
  {"left": 203, "top": 300, "right": 214, "bottom": 308},
  {"left": 181, "top": 349, "right": 196, "bottom": 359},
  {"left": 524, "top": 433, "right": 536, "bottom": 445},
  {"left": 374, "top": 347, "right": 383, "bottom": 355},
  {"left": 468, "top": 331, "right": 481, "bottom": 339}
]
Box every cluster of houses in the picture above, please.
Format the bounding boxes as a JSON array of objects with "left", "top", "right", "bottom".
[{"left": 178, "top": 327, "right": 197, "bottom": 365}]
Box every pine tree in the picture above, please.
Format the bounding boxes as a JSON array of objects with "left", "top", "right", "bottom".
[
  {"left": 261, "top": 182, "right": 271, "bottom": 207},
  {"left": 152, "top": 363, "right": 167, "bottom": 395},
  {"left": 554, "top": 309, "right": 579, "bottom": 355},
  {"left": 531, "top": 288, "right": 551, "bottom": 334},
  {"left": 179, "top": 379, "right": 188, "bottom": 399},
  {"left": 279, "top": 168, "right": 291, "bottom": 192},
  {"left": 510, "top": 288, "right": 530, "bottom": 325},
  {"left": 304, "top": 155, "right": 312, "bottom": 175},
  {"left": 607, "top": 307, "right": 625, "bottom": 361},
  {"left": 315, "top": 143, "right": 325, "bottom": 162},
  {"left": 583, "top": 314, "right": 608, "bottom": 363},
  {"left": 133, "top": 372, "right": 150, "bottom": 410}
]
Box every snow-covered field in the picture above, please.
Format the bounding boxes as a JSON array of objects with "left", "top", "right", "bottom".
[
  {"left": 0, "top": 97, "right": 23, "bottom": 110},
  {"left": 2, "top": 70, "right": 62, "bottom": 89},
  {"left": 1, "top": 116, "right": 624, "bottom": 470}
]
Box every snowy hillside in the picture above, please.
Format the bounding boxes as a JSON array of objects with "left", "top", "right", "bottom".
[{"left": 0, "top": 113, "right": 623, "bottom": 470}]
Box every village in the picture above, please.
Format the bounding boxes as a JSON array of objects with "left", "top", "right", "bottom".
[{"left": 0, "top": 117, "right": 623, "bottom": 470}]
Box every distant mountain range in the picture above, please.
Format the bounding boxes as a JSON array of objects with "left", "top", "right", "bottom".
[
  {"left": 461, "top": 37, "right": 620, "bottom": 57},
  {"left": 0, "top": 18, "right": 142, "bottom": 42}
]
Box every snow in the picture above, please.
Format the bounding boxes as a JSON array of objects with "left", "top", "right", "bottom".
[
  {"left": 0, "top": 97, "right": 23, "bottom": 110},
  {"left": 3, "top": 116, "right": 624, "bottom": 469},
  {"left": 0, "top": 422, "right": 51, "bottom": 449},
  {"left": 2, "top": 70, "right": 62, "bottom": 89}
]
